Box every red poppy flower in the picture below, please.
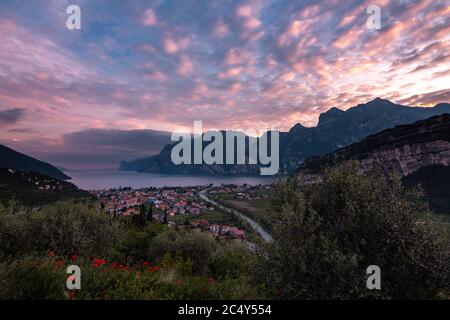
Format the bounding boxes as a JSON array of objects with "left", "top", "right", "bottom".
[
  {"left": 143, "top": 261, "right": 150, "bottom": 266},
  {"left": 92, "top": 258, "right": 107, "bottom": 268},
  {"left": 175, "top": 280, "right": 182, "bottom": 285},
  {"left": 70, "top": 255, "right": 78, "bottom": 262},
  {"left": 47, "top": 250, "right": 55, "bottom": 257},
  {"left": 55, "top": 259, "right": 63, "bottom": 268}
]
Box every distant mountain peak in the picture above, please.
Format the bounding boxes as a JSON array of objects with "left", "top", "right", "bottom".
[
  {"left": 317, "top": 107, "right": 345, "bottom": 127},
  {"left": 119, "top": 99, "right": 450, "bottom": 176},
  {"left": 289, "top": 122, "right": 307, "bottom": 133},
  {"left": 434, "top": 102, "right": 450, "bottom": 109},
  {"left": 363, "top": 97, "right": 396, "bottom": 107}
]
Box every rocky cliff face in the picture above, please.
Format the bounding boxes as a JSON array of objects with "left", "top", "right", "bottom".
[
  {"left": 295, "top": 114, "right": 450, "bottom": 214},
  {"left": 296, "top": 114, "right": 450, "bottom": 183},
  {"left": 357, "top": 141, "right": 450, "bottom": 177}
]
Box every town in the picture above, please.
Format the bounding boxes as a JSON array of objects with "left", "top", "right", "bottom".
[{"left": 90, "top": 185, "right": 267, "bottom": 240}]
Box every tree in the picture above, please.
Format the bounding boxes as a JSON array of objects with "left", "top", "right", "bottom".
[
  {"left": 162, "top": 208, "right": 168, "bottom": 225},
  {"left": 146, "top": 204, "right": 153, "bottom": 222},
  {"left": 254, "top": 164, "right": 450, "bottom": 299},
  {"left": 0, "top": 201, "right": 119, "bottom": 258},
  {"left": 131, "top": 204, "right": 146, "bottom": 228}
]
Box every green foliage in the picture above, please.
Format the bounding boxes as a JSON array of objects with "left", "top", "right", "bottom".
[
  {"left": 0, "top": 200, "right": 256, "bottom": 299},
  {"left": 0, "top": 201, "right": 119, "bottom": 259},
  {"left": 254, "top": 164, "right": 450, "bottom": 299},
  {"left": 209, "top": 241, "right": 256, "bottom": 280},
  {"left": 112, "top": 223, "right": 165, "bottom": 264},
  {"left": 148, "top": 229, "right": 218, "bottom": 275},
  {"left": 0, "top": 256, "right": 66, "bottom": 300},
  {"left": 131, "top": 204, "right": 147, "bottom": 228}
]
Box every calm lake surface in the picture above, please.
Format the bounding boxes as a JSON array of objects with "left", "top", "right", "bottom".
[{"left": 66, "top": 169, "right": 274, "bottom": 190}]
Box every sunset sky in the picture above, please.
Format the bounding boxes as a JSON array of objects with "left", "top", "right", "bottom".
[{"left": 0, "top": 0, "right": 449, "bottom": 169}]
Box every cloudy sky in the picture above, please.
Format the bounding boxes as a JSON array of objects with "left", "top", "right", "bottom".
[{"left": 0, "top": 0, "right": 449, "bottom": 169}]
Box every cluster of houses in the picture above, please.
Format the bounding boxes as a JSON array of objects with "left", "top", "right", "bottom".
[
  {"left": 91, "top": 186, "right": 211, "bottom": 218},
  {"left": 209, "top": 184, "right": 270, "bottom": 200},
  {"left": 91, "top": 185, "right": 247, "bottom": 240},
  {"left": 189, "top": 220, "right": 246, "bottom": 240}
]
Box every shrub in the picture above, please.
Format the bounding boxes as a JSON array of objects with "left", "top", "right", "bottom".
[
  {"left": 0, "top": 256, "right": 66, "bottom": 300},
  {"left": 112, "top": 223, "right": 165, "bottom": 264},
  {"left": 254, "top": 164, "right": 450, "bottom": 299},
  {"left": 148, "top": 229, "right": 218, "bottom": 275},
  {"left": 209, "top": 241, "right": 256, "bottom": 279},
  {"left": 0, "top": 201, "right": 119, "bottom": 259}
]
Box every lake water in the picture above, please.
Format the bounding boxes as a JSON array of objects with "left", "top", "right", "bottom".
[{"left": 66, "top": 169, "right": 274, "bottom": 190}]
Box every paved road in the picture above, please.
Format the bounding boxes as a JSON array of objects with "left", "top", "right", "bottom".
[{"left": 198, "top": 188, "right": 273, "bottom": 242}]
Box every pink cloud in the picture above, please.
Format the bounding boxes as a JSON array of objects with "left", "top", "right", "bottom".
[
  {"left": 142, "top": 9, "right": 158, "bottom": 26},
  {"left": 177, "top": 55, "right": 194, "bottom": 76},
  {"left": 236, "top": 5, "right": 253, "bottom": 18},
  {"left": 163, "top": 37, "right": 190, "bottom": 54},
  {"left": 212, "top": 21, "right": 229, "bottom": 38},
  {"left": 244, "top": 17, "right": 262, "bottom": 30}
]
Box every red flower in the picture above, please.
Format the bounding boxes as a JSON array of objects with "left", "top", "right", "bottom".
[
  {"left": 175, "top": 280, "right": 183, "bottom": 286},
  {"left": 55, "top": 259, "right": 63, "bottom": 268},
  {"left": 148, "top": 265, "right": 160, "bottom": 273},
  {"left": 110, "top": 262, "right": 117, "bottom": 268},
  {"left": 70, "top": 255, "right": 78, "bottom": 262},
  {"left": 208, "top": 277, "right": 215, "bottom": 283},
  {"left": 92, "top": 258, "right": 107, "bottom": 268},
  {"left": 143, "top": 261, "right": 150, "bottom": 266},
  {"left": 67, "top": 290, "right": 77, "bottom": 299},
  {"left": 118, "top": 264, "right": 130, "bottom": 271},
  {"left": 47, "top": 250, "right": 55, "bottom": 257}
]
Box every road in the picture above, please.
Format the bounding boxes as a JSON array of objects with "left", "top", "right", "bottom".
[{"left": 198, "top": 188, "right": 273, "bottom": 242}]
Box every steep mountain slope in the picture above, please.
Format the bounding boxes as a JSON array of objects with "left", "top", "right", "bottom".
[
  {"left": 120, "top": 98, "right": 450, "bottom": 175},
  {"left": 295, "top": 114, "right": 450, "bottom": 214},
  {"left": 0, "top": 144, "right": 70, "bottom": 180},
  {"left": 120, "top": 134, "right": 262, "bottom": 175},
  {"left": 0, "top": 168, "right": 90, "bottom": 206},
  {"left": 279, "top": 98, "right": 450, "bottom": 173}
]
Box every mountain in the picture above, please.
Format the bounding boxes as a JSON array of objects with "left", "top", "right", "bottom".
[
  {"left": 279, "top": 98, "right": 450, "bottom": 173},
  {"left": 0, "top": 144, "right": 70, "bottom": 180},
  {"left": 120, "top": 132, "right": 262, "bottom": 175},
  {"left": 119, "top": 98, "right": 450, "bottom": 175},
  {"left": 295, "top": 114, "right": 450, "bottom": 214},
  {"left": 0, "top": 168, "right": 90, "bottom": 206}
]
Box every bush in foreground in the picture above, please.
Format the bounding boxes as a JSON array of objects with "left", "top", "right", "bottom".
[
  {"left": 254, "top": 164, "right": 450, "bottom": 299},
  {"left": 0, "top": 200, "right": 257, "bottom": 299},
  {"left": 0, "top": 201, "right": 119, "bottom": 259}
]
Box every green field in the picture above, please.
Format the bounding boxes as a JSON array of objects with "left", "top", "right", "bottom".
[
  {"left": 168, "top": 208, "right": 246, "bottom": 229},
  {"left": 214, "top": 193, "right": 274, "bottom": 232}
]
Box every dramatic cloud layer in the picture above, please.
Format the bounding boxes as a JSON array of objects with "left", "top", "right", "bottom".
[
  {"left": 0, "top": 108, "right": 25, "bottom": 126},
  {"left": 0, "top": 0, "right": 448, "bottom": 168}
]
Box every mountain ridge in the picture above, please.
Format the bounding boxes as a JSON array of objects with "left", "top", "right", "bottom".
[
  {"left": 119, "top": 98, "right": 450, "bottom": 175},
  {"left": 295, "top": 113, "right": 450, "bottom": 214},
  {"left": 0, "top": 144, "right": 70, "bottom": 180}
]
